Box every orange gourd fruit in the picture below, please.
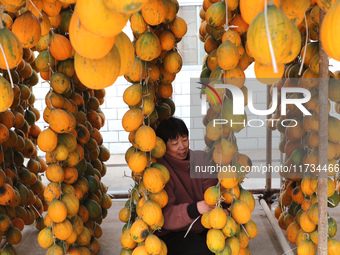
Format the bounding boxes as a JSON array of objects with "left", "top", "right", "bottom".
[
  {"left": 136, "top": 31, "right": 161, "bottom": 61},
  {"left": 230, "top": 199, "right": 251, "bottom": 224},
  {"left": 0, "top": 183, "right": 15, "bottom": 206},
  {"left": 122, "top": 108, "right": 144, "bottom": 132},
  {"left": 123, "top": 83, "right": 142, "bottom": 106},
  {"left": 130, "top": 219, "right": 149, "bottom": 243},
  {"left": 328, "top": 237, "right": 340, "bottom": 255},
  {"left": 128, "top": 151, "right": 147, "bottom": 173},
  {"left": 150, "top": 137, "right": 166, "bottom": 158},
  {"left": 169, "top": 16, "right": 187, "bottom": 38},
  {"left": 61, "top": 193, "right": 80, "bottom": 216},
  {"left": 163, "top": 50, "right": 182, "bottom": 74},
  {"left": 50, "top": 72, "right": 70, "bottom": 94},
  {"left": 43, "top": 182, "right": 61, "bottom": 202},
  {"left": 135, "top": 125, "right": 157, "bottom": 152},
  {"left": 6, "top": 226, "right": 22, "bottom": 245},
  {"left": 141, "top": 200, "right": 162, "bottom": 226},
  {"left": 76, "top": 226, "right": 92, "bottom": 246},
  {"left": 49, "top": 34, "right": 72, "bottom": 61},
  {"left": 46, "top": 164, "right": 65, "bottom": 183},
  {"left": 205, "top": 1, "right": 226, "bottom": 29},
  {"left": 38, "top": 227, "right": 54, "bottom": 249},
  {"left": 69, "top": 9, "right": 115, "bottom": 60},
  {"left": 0, "top": 76, "right": 14, "bottom": 113},
  {"left": 297, "top": 239, "right": 316, "bottom": 255},
  {"left": 286, "top": 221, "right": 301, "bottom": 244},
  {"left": 204, "top": 185, "right": 220, "bottom": 206},
  {"left": 48, "top": 108, "right": 76, "bottom": 133},
  {"left": 217, "top": 40, "right": 239, "bottom": 70},
  {"left": 244, "top": 219, "right": 258, "bottom": 239},
  {"left": 42, "top": 0, "right": 61, "bottom": 17},
  {"left": 300, "top": 211, "right": 316, "bottom": 233},
  {"left": 74, "top": 45, "right": 121, "bottom": 89},
  {"left": 102, "top": 0, "right": 148, "bottom": 14},
  {"left": 0, "top": 28, "right": 23, "bottom": 70},
  {"left": 52, "top": 219, "right": 73, "bottom": 240},
  {"left": 320, "top": 0, "right": 340, "bottom": 61},
  {"left": 145, "top": 233, "right": 162, "bottom": 255},
  {"left": 148, "top": 189, "right": 168, "bottom": 208},
  {"left": 206, "top": 229, "right": 225, "bottom": 253},
  {"left": 121, "top": 229, "right": 137, "bottom": 250},
  {"left": 316, "top": 0, "right": 337, "bottom": 12},
  {"left": 209, "top": 207, "right": 227, "bottom": 229},
  {"left": 143, "top": 167, "right": 166, "bottom": 193},
  {"left": 247, "top": 5, "right": 293, "bottom": 64},
  {"left": 48, "top": 198, "right": 68, "bottom": 223},
  {"left": 254, "top": 61, "right": 285, "bottom": 85},
  {"left": 114, "top": 32, "right": 135, "bottom": 76},
  {"left": 11, "top": 11, "right": 41, "bottom": 48},
  {"left": 141, "top": 0, "right": 166, "bottom": 26},
  {"left": 159, "top": 30, "right": 176, "bottom": 51},
  {"left": 76, "top": 0, "right": 129, "bottom": 37}
]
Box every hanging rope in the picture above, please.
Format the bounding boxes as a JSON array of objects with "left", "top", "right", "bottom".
[
  {"left": 29, "top": 0, "right": 43, "bottom": 17},
  {"left": 264, "top": 1, "right": 278, "bottom": 73},
  {"left": 0, "top": 43, "right": 14, "bottom": 89},
  {"left": 184, "top": 215, "right": 201, "bottom": 238},
  {"left": 281, "top": 247, "right": 298, "bottom": 255},
  {"left": 299, "top": 13, "right": 309, "bottom": 76}
]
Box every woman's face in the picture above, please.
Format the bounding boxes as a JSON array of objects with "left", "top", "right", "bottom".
[{"left": 166, "top": 135, "right": 189, "bottom": 160}]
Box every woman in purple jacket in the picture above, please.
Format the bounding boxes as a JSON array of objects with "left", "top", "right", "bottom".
[{"left": 155, "top": 117, "right": 219, "bottom": 255}]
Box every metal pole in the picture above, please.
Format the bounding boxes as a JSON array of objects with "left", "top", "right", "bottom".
[
  {"left": 318, "top": 8, "right": 329, "bottom": 255},
  {"left": 259, "top": 199, "right": 294, "bottom": 255},
  {"left": 266, "top": 85, "right": 272, "bottom": 208}
]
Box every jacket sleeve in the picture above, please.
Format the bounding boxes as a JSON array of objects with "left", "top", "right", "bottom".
[
  {"left": 202, "top": 178, "right": 219, "bottom": 192},
  {"left": 161, "top": 179, "right": 194, "bottom": 231}
]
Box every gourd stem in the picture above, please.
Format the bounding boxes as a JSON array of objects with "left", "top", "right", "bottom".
[
  {"left": 327, "top": 199, "right": 335, "bottom": 207},
  {"left": 30, "top": 204, "right": 43, "bottom": 218},
  {"left": 241, "top": 224, "right": 250, "bottom": 237}
]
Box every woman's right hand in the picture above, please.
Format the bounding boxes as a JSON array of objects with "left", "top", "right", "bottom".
[{"left": 197, "top": 200, "right": 215, "bottom": 214}]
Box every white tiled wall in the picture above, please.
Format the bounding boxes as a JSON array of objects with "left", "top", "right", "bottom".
[
  {"left": 31, "top": 64, "right": 281, "bottom": 156},
  {"left": 33, "top": 59, "right": 340, "bottom": 157}
]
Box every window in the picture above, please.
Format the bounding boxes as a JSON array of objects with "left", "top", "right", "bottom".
[{"left": 176, "top": 5, "right": 205, "bottom": 66}]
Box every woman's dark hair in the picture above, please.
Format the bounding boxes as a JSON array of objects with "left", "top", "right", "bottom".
[{"left": 156, "top": 117, "right": 189, "bottom": 144}]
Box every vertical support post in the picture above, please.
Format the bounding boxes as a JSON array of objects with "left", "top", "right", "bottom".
[
  {"left": 266, "top": 85, "right": 272, "bottom": 208},
  {"left": 318, "top": 8, "right": 329, "bottom": 255}
]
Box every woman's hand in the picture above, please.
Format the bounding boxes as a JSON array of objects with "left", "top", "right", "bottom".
[{"left": 197, "top": 201, "right": 215, "bottom": 214}]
